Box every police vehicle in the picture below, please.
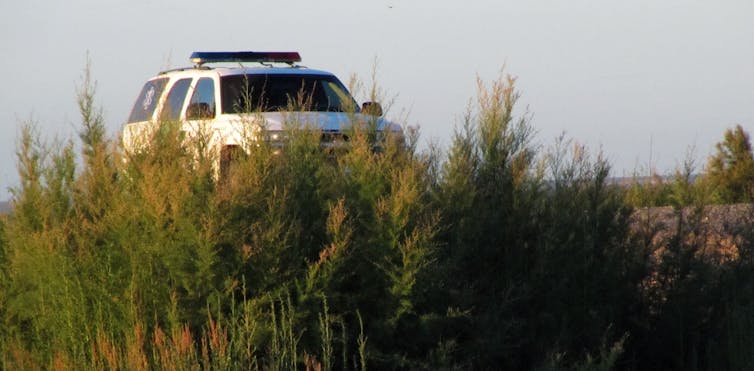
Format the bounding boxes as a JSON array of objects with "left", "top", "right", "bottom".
[{"left": 122, "top": 51, "right": 401, "bottom": 172}]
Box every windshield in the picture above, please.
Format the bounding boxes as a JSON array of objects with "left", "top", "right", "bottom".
[{"left": 220, "top": 74, "right": 357, "bottom": 114}]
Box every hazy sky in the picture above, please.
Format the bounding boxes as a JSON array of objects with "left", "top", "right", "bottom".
[{"left": 2, "top": 1, "right": 754, "bottom": 199}]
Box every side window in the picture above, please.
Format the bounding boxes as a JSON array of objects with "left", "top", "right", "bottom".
[
  {"left": 186, "top": 78, "right": 216, "bottom": 119},
  {"left": 160, "top": 78, "right": 192, "bottom": 121},
  {"left": 128, "top": 78, "right": 168, "bottom": 123}
]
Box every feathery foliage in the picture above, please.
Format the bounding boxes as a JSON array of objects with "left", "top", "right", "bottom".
[
  {"left": 3, "top": 63, "right": 754, "bottom": 370},
  {"left": 705, "top": 124, "right": 754, "bottom": 203}
]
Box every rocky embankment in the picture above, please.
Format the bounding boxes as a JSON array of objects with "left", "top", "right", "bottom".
[
  {"left": 0, "top": 201, "right": 10, "bottom": 215},
  {"left": 631, "top": 203, "right": 754, "bottom": 264}
]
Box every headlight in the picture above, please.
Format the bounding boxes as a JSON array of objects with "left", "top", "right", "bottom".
[
  {"left": 269, "top": 132, "right": 282, "bottom": 141},
  {"left": 266, "top": 131, "right": 286, "bottom": 142}
]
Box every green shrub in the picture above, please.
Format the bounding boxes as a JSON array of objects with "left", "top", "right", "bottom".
[{"left": 8, "top": 61, "right": 754, "bottom": 370}]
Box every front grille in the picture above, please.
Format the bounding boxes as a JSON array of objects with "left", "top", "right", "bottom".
[{"left": 320, "top": 131, "right": 349, "bottom": 147}]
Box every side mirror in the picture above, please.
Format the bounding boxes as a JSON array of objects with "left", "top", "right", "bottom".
[
  {"left": 361, "top": 102, "right": 383, "bottom": 116},
  {"left": 186, "top": 102, "right": 214, "bottom": 119}
]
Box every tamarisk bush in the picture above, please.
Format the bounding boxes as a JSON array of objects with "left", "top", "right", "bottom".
[{"left": 6, "top": 63, "right": 754, "bottom": 370}]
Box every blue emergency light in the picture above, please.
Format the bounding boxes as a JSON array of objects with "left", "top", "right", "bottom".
[{"left": 190, "top": 51, "right": 302, "bottom": 66}]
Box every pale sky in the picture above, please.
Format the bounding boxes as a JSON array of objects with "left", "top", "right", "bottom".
[{"left": 2, "top": 1, "right": 754, "bottom": 199}]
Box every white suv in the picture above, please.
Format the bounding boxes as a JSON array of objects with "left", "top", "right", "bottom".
[{"left": 122, "top": 51, "right": 401, "bottom": 170}]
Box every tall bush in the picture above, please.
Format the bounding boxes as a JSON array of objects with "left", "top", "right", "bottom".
[{"left": 430, "top": 72, "right": 646, "bottom": 369}]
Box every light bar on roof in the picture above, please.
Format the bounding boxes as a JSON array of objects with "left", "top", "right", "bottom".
[{"left": 190, "top": 51, "right": 302, "bottom": 66}]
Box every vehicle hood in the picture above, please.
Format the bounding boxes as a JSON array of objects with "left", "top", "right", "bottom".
[{"left": 254, "top": 111, "right": 402, "bottom": 133}]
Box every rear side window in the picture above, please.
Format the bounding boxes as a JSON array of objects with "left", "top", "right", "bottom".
[
  {"left": 128, "top": 78, "right": 168, "bottom": 123},
  {"left": 186, "top": 78, "right": 216, "bottom": 119},
  {"left": 160, "top": 78, "right": 192, "bottom": 121}
]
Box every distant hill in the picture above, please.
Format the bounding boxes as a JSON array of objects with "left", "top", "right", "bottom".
[{"left": 0, "top": 201, "right": 10, "bottom": 215}]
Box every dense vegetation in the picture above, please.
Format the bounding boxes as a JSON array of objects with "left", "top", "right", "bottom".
[{"left": 1, "top": 67, "right": 754, "bottom": 370}]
